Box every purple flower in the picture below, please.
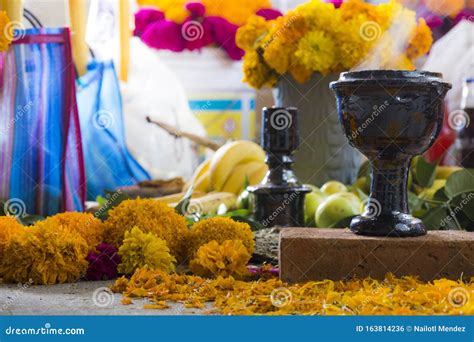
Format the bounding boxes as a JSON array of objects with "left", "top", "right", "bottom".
[
  {"left": 141, "top": 19, "right": 186, "bottom": 52},
  {"left": 206, "top": 16, "right": 244, "bottom": 60},
  {"left": 256, "top": 8, "right": 283, "bottom": 21},
  {"left": 424, "top": 13, "right": 444, "bottom": 29},
  {"left": 453, "top": 9, "right": 474, "bottom": 25},
  {"left": 85, "top": 243, "right": 121, "bottom": 281},
  {"left": 186, "top": 2, "right": 206, "bottom": 17},
  {"left": 134, "top": 9, "right": 165, "bottom": 37}
]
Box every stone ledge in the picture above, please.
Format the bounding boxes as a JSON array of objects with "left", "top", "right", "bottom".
[{"left": 279, "top": 228, "right": 474, "bottom": 283}]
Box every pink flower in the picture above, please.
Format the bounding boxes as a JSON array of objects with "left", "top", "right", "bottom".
[
  {"left": 186, "top": 2, "right": 206, "bottom": 17},
  {"left": 134, "top": 9, "right": 165, "bottom": 37},
  {"left": 256, "top": 8, "right": 283, "bottom": 21},
  {"left": 141, "top": 19, "right": 186, "bottom": 52},
  {"left": 326, "top": 0, "right": 343, "bottom": 8}
]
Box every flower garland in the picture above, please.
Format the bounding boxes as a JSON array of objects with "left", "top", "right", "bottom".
[
  {"left": 236, "top": 0, "right": 434, "bottom": 88},
  {"left": 134, "top": 1, "right": 282, "bottom": 60}
]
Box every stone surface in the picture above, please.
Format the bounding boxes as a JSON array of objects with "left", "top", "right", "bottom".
[
  {"left": 0, "top": 281, "right": 207, "bottom": 315},
  {"left": 253, "top": 227, "right": 280, "bottom": 264},
  {"left": 280, "top": 228, "right": 474, "bottom": 283}
]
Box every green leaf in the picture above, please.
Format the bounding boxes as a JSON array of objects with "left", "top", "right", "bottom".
[
  {"left": 450, "top": 192, "right": 474, "bottom": 221},
  {"left": 414, "top": 156, "right": 437, "bottom": 188},
  {"left": 421, "top": 206, "right": 459, "bottom": 230},
  {"left": 408, "top": 191, "right": 423, "bottom": 213},
  {"left": 444, "top": 169, "right": 474, "bottom": 199},
  {"left": 433, "top": 187, "right": 449, "bottom": 202},
  {"left": 95, "top": 190, "right": 130, "bottom": 221}
]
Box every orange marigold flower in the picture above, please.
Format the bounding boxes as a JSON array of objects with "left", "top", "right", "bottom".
[
  {"left": 40, "top": 212, "right": 105, "bottom": 250},
  {"left": 190, "top": 239, "right": 251, "bottom": 278},
  {"left": 0, "top": 221, "right": 88, "bottom": 285},
  {"left": 104, "top": 198, "right": 189, "bottom": 261},
  {"left": 186, "top": 217, "right": 255, "bottom": 259}
]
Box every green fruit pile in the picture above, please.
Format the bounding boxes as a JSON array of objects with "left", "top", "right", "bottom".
[{"left": 304, "top": 181, "right": 364, "bottom": 228}]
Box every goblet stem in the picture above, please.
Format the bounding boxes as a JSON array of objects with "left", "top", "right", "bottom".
[{"left": 370, "top": 158, "right": 411, "bottom": 215}]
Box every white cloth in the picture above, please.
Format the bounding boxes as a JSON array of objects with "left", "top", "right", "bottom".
[{"left": 423, "top": 20, "right": 474, "bottom": 112}]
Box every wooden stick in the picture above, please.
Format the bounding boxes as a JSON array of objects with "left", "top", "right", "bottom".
[
  {"left": 118, "top": 0, "right": 130, "bottom": 82},
  {"left": 68, "top": 0, "right": 89, "bottom": 76},
  {"left": 0, "top": 0, "right": 23, "bottom": 22},
  {"left": 146, "top": 116, "right": 222, "bottom": 151}
]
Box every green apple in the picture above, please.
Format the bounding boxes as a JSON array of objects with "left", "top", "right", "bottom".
[
  {"left": 315, "top": 193, "right": 361, "bottom": 228},
  {"left": 304, "top": 192, "right": 326, "bottom": 226},
  {"left": 321, "top": 180, "right": 348, "bottom": 196}
]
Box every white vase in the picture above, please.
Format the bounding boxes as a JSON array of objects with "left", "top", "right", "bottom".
[{"left": 274, "top": 73, "right": 361, "bottom": 185}]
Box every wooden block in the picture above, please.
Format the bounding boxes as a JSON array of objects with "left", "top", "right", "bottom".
[{"left": 280, "top": 228, "right": 474, "bottom": 282}]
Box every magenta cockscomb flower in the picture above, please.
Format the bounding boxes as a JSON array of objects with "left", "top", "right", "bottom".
[
  {"left": 206, "top": 16, "right": 244, "bottom": 60},
  {"left": 85, "top": 243, "right": 121, "bottom": 281},
  {"left": 134, "top": 8, "right": 165, "bottom": 37},
  {"left": 186, "top": 2, "right": 206, "bottom": 17},
  {"left": 142, "top": 19, "right": 186, "bottom": 52},
  {"left": 183, "top": 18, "right": 214, "bottom": 51},
  {"left": 256, "top": 8, "right": 283, "bottom": 21}
]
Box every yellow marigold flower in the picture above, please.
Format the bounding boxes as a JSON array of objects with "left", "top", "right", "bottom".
[
  {"left": 406, "top": 18, "right": 433, "bottom": 60},
  {"left": 0, "top": 11, "right": 12, "bottom": 52},
  {"left": 241, "top": 49, "right": 278, "bottom": 89},
  {"left": 0, "top": 221, "right": 89, "bottom": 285},
  {"left": 190, "top": 239, "right": 251, "bottom": 278},
  {"left": 187, "top": 217, "right": 255, "bottom": 259},
  {"left": 288, "top": 62, "right": 313, "bottom": 84},
  {"left": 165, "top": 6, "right": 189, "bottom": 24},
  {"left": 295, "top": 31, "right": 336, "bottom": 76},
  {"left": 236, "top": 15, "right": 268, "bottom": 51},
  {"left": 118, "top": 226, "right": 176, "bottom": 275},
  {"left": 104, "top": 198, "right": 188, "bottom": 261},
  {"left": 202, "top": 0, "right": 272, "bottom": 26},
  {"left": 39, "top": 212, "right": 105, "bottom": 250}
]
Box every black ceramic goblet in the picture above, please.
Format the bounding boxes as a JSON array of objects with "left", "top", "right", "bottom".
[{"left": 330, "top": 70, "right": 451, "bottom": 237}]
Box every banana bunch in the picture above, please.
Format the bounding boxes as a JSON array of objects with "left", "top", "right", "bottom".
[{"left": 185, "top": 141, "right": 268, "bottom": 195}]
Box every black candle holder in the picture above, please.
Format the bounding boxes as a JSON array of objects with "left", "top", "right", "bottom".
[
  {"left": 330, "top": 70, "right": 451, "bottom": 237},
  {"left": 249, "top": 107, "right": 310, "bottom": 228}
]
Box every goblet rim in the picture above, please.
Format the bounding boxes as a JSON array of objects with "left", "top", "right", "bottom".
[{"left": 330, "top": 69, "right": 452, "bottom": 90}]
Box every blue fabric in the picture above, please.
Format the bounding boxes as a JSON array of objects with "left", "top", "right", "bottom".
[
  {"left": 76, "top": 60, "right": 150, "bottom": 200},
  {"left": 0, "top": 28, "right": 86, "bottom": 216}
]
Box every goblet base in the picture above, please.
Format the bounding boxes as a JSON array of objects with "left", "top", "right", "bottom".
[{"left": 350, "top": 213, "right": 427, "bottom": 237}]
